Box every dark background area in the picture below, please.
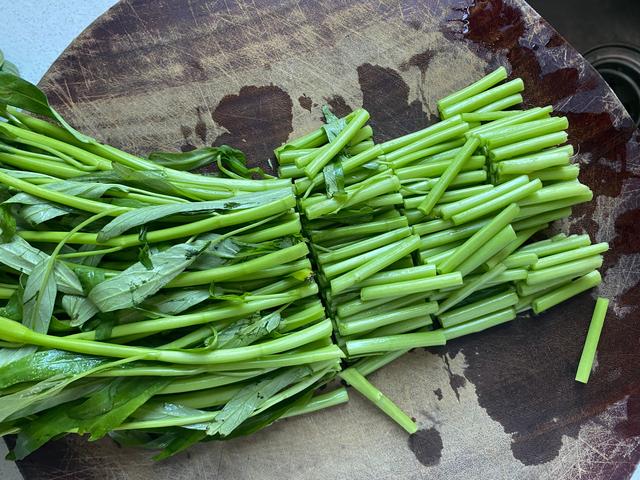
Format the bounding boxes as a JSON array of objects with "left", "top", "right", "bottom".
[{"left": 527, "top": 0, "right": 640, "bottom": 125}]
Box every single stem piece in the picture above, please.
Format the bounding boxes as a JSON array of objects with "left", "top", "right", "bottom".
[
  {"left": 532, "top": 270, "right": 602, "bottom": 314},
  {"left": 417, "top": 137, "right": 480, "bottom": 215},
  {"left": 438, "top": 66, "right": 508, "bottom": 111},
  {"left": 360, "top": 272, "right": 462, "bottom": 301},
  {"left": 346, "top": 330, "right": 446, "bottom": 356},
  {"left": 339, "top": 368, "right": 418, "bottom": 433},
  {"left": 439, "top": 290, "right": 518, "bottom": 328},
  {"left": 442, "top": 307, "right": 516, "bottom": 340},
  {"left": 575, "top": 298, "right": 609, "bottom": 383},
  {"left": 439, "top": 204, "right": 519, "bottom": 274}
]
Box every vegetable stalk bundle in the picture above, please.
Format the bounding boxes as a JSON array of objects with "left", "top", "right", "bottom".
[{"left": 0, "top": 62, "right": 608, "bottom": 457}]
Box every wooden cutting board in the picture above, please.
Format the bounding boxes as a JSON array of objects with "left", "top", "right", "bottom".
[{"left": 9, "top": 0, "right": 640, "bottom": 478}]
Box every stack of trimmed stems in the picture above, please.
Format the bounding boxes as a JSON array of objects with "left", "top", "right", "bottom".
[
  {"left": 276, "top": 66, "right": 607, "bottom": 431},
  {"left": 0, "top": 105, "right": 348, "bottom": 459}
]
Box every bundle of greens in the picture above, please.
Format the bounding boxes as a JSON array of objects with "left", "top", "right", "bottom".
[
  {"left": 0, "top": 60, "right": 609, "bottom": 458},
  {"left": 276, "top": 66, "right": 607, "bottom": 432},
  {"left": 0, "top": 71, "right": 346, "bottom": 460}
]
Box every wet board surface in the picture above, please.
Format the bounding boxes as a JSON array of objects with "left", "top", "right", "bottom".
[{"left": 8, "top": 0, "right": 640, "bottom": 478}]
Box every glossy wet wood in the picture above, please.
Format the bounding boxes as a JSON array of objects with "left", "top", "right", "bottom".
[{"left": 11, "top": 0, "right": 640, "bottom": 478}]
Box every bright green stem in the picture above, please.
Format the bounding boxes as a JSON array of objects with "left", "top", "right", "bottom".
[
  {"left": 512, "top": 207, "right": 572, "bottom": 231},
  {"left": 419, "top": 217, "right": 488, "bottom": 250},
  {"left": 516, "top": 273, "right": 575, "bottom": 297},
  {"left": 354, "top": 350, "right": 409, "bottom": 376},
  {"left": 381, "top": 122, "right": 470, "bottom": 165},
  {"left": 437, "top": 263, "right": 508, "bottom": 314},
  {"left": 438, "top": 67, "right": 508, "bottom": 111},
  {"left": 519, "top": 181, "right": 591, "bottom": 206},
  {"left": 330, "top": 235, "right": 421, "bottom": 295},
  {"left": 439, "top": 204, "right": 519, "bottom": 274},
  {"left": 71, "top": 284, "right": 318, "bottom": 340},
  {"left": 496, "top": 146, "right": 573, "bottom": 175},
  {"left": 395, "top": 155, "right": 485, "bottom": 181},
  {"left": 466, "top": 106, "right": 552, "bottom": 137},
  {"left": 0, "top": 170, "right": 127, "bottom": 215},
  {"left": 317, "top": 227, "right": 411, "bottom": 264},
  {"left": 474, "top": 93, "right": 523, "bottom": 113},
  {"left": 346, "top": 329, "right": 446, "bottom": 356},
  {"left": 361, "top": 272, "right": 462, "bottom": 301},
  {"left": 310, "top": 215, "right": 408, "bottom": 243},
  {"left": 417, "top": 137, "right": 480, "bottom": 215},
  {"left": 457, "top": 225, "right": 517, "bottom": 276},
  {"left": 302, "top": 109, "right": 370, "bottom": 179},
  {"left": 304, "top": 175, "right": 400, "bottom": 220},
  {"left": 404, "top": 184, "right": 493, "bottom": 210},
  {"left": 439, "top": 175, "right": 528, "bottom": 220},
  {"left": 532, "top": 270, "right": 602, "bottom": 314},
  {"left": 442, "top": 307, "right": 516, "bottom": 340},
  {"left": 520, "top": 233, "right": 591, "bottom": 257},
  {"left": 167, "top": 242, "right": 309, "bottom": 287},
  {"left": 19, "top": 195, "right": 296, "bottom": 247},
  {"left": 283, "top": 387, "right": 350, "bottom": 418},
  {"left": 339, "top": 303, "right": 437, "bottom": 336},
  {"left": 336, "top": 292, "right": 431, "bottom": 319},
  {"left": 0, "top": 316, "right": 333, "bottom": 364},
  {"left": 461, "top": 110, "right": 522, "bottom": 122},
  {"left": 0, "top": 152, "right": 83, "bottom": 178},
  {"left": 339, "top": 368, "right": 418, "bottom": 433},
  {"left": 440, "top": 79, "right": 524, "bottom": 118},
  {"left": 489, "top": 131, "right": 568, "bottom": 161},
  {"left": 525, "top": 255, "right": 603, "bottom": 286},
  {"left": 451, "top": 179, "right": 541, "bottom": 225},
  {"left": 363, "top": 314, "right": 433, "bottom": 338},
  {"left": 438, "top": 290, "right": 518, "bottom": 328},
  {"left": 388, "top": 138, "right": 466, "bottom": 169},
  {"left": 484, "top": 225, "right": 545, "bottom": 269},
  {"left": 402, "top": 171, "right": 487, "bottom": 198},
  {"left": 502, "top": 251, "right": 538, "bottom": 268},
  {"left": 353, "top": 264, "right": 436, "bottom": 289},
  {"left": 575, "top": 297, "right": 609, "bottom": 383},
  {"left": 516, "top": 192, "right": 592, "bottom": 220},
  {"left": 532, "top": 243, "right": 608, "bottom": 270}
]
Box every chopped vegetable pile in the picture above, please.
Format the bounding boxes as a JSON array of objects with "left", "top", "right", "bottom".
[{"left": 0, "top": 59, "right": 608, "bottom": 459}]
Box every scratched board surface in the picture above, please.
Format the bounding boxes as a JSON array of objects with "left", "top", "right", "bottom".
[{"left": 7, "top": 0, "right": 639, "bottom": 478}]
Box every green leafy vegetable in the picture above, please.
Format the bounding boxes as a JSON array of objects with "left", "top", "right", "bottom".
[{"left": 88, "top": 240, "right": 209, "bottom": 311}]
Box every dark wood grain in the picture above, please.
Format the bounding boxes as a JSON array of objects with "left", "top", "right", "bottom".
[{"left": 12, "top": 0, "right": 640, "bottom": 478}]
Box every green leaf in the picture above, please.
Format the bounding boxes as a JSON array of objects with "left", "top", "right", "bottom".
[
  {"left": 139, "top": 243, "right": 153, "bottom": 269},
  {"left": 97, "top": 188, "right": 291, "bottom": 242},
  {"left": 225, "top": 389, "right": 314, "bottom": 439},
  {"left": 0, "top": 61, "right": 19, "bottom": 77},
  {"left": 217, "top": 311, "right": 281, "bottom": 349},
  {"left": 191, "top": 235, "right": 295, "bottom": 270},
  {"left": 77, "top": 164, "right": 198, "bottom": 200},
  {"left": 0, "top": 72, "right": 93, "bottom": 143},
  {"left": 5, "top": 180, "right": 129, "bottom": 226},
  {"left": 0, "top": 350, "right": 105, "bottom": 389},
  {"left": 115, "top": 288, "right": 210, "bottom": 324},
  {"left": 148, "top": 147, "right": 220, "bottom": 171},
  {"left": 153, "top": 430, "right": 207, "bottom": 461},
  {"left": 0, "top": 237, "right": 83, "bottom": 295},
  {"left": 214, "top": 145, "right": 269, "bottom": 179},
  {"left": 323, "top": 161, "right": 347, "bottom": 200},
  {"left": 22, "top": 259, "right": 57, "bottom": 333},
  {"left": 130, "top": 402, "right": 212, "bottom": 430},
  {"left": 321, "top": 105, "right": 347, "bottom": 142},
  {"left": 61, "top": 295, "right": 99, "bottom": 327},
  {"left": 12, "top": 377, "right": 170, "bottom": 458},
  {"left": 206, "top": 366, "right": 310, "bottom": 437},
  {"left": 0, "top": 205, "right": 15, "bottom": 242},
  {"left": 88, "top": 240, "right": 209, "bottom": 312},
  {"left": 0, "top": 287, "right": 23, "bottom": 320}
]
